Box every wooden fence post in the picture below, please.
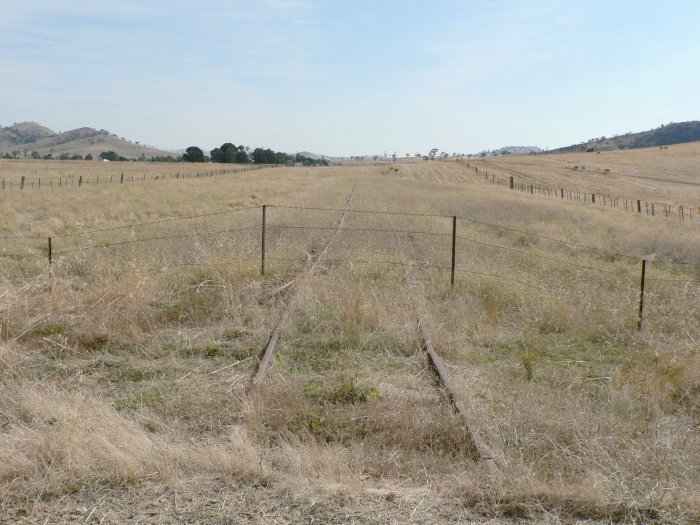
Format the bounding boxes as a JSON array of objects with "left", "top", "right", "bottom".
[{"left": 509, "top": 177, "right": 514, "bottom": 189}]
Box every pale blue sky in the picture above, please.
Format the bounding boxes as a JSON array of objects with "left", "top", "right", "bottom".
[{"left": 1, "top": 0, "right": 698, "bottom": 156}]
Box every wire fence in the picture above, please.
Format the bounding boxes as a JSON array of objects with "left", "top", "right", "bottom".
[
  {"left": 460, "top": 160, "right": 700, "bottom": 223},
  {"left": 1, "top": 203, "right": 699, "bottom": 332},
  {"left": 0, "top": 164, "right": 279, "bottom": 191}
]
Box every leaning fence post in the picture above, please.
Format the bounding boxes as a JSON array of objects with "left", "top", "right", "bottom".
[
  {"left": 261, "top": 205, "right": 267, "bottom": 276},
  {"left": 451, "top": 216, "right": 457, "bottom": 289},
  {"left": 637, "top": 259, "right": 646, "bottom": 331}
]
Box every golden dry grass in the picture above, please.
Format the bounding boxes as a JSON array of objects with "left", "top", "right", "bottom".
[
  {"left": 0, "top": 159, "right": 698, "bottom": 523},
  {"left": 471, "top": 141, "right": 700, "bottom": 208}
]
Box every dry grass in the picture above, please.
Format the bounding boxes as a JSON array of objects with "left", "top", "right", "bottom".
[
  {"left": 0, "top": 159, "right": 698, "bottom": 523},
  {"left": 471, "top": 141, "right": 700, "bottom": 207}
]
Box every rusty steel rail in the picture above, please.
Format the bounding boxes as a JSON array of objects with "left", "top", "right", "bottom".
[
  {"left": 420, "top": 335, "right": 499, "bottom": 472},
  {"left": 381, "top": 208, "right": 500, "bottom": 472},
  {"left": 249, "top": 184, "right": 357, "bottom": 389}
]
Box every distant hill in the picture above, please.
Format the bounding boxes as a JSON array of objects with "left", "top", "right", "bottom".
[
  {"left": 549, "top": 121, "right": 700, "bottom": 153},
  {"left": 0, "top": 122, "right": 176, "bottom": 160},
  {"left": 298, "top": 151, "right": 324, "bottom": 160},
  {"left": 469, "top": 146, "right": 542, "bottom": 157}
]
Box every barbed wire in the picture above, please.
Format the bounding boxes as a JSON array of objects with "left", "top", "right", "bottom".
[
  {"left": 55, "top": 224, "right": 260, "bottom": 255},
  {"left": 268, "top": 204, "right": 657, "bottom": 262},
  {"left": 267, "top": 224, "right": 451, "bottom": 237},
  {"left": 455, "top": 217, "right": 641, "bottom": 261},
  {"left": 645, "top": 276, "right": 700, "bottom": 284},
  {"left": 0, "top": 234, "right": 36, "bottom": 240},
  {"left": 146, "top": 256, "right": 260, "bottom": 272},
  {"left": 269, "top": 204, "right": 448, "bottom": 218},
  {"left": 55, "top": 206, "right": 260, "bottom": 238},
  {"left": 456, "top": 235, "right": 625, "bottom": 274}
]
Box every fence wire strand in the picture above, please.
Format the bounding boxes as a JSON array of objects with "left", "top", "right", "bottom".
[{"left": 55, "top": 224, "right": 260, "bottom": 255}]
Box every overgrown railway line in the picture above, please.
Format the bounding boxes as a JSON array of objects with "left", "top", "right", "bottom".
[{"left": 246, "top": 183, "right": 500, "bottom": 472}]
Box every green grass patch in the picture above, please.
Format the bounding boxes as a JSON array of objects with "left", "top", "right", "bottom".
[
  {"left": 304, "top": 377, "right": 379, "bottom": 405},
  {"left": 115, "top": 387, "right": 166, "bottom": 411}
]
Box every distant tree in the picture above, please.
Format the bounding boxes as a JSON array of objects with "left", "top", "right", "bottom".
[
  {"left": 99, "top": 151, "right": 119, "bottom": 161},
  {"left": 209, "top": 147, "right": 222, "bottom": 162},
  {"left": 30, "top": 151, "right": 40, "bottom": 159},
  {"left": 85, "top": 153, "right": 94, "bottom": 160},
  {"left": 183, "top": 146, "right": 205, "bottom": 162},
  {"left": 428, "top": 148, "right": 438, "bottom": 160},
  {"left": 235, "top": 145, "right": 249, "bottom": 163},
  {"left": 71, "top": 154, "right": 83, "bottom": 160},
  {"left": 252, "top": 147, "right": 278, "bottom": 164},
  {"left": 211, "top": 143, "right": 239, "bottom": 163},
  {"left": 43, "top": 153, "right": 53, "bottom": 159}
]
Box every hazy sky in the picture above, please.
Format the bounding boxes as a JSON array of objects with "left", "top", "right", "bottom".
[{"left": 1, "top": 0, "right": 698, "bottom": 156}]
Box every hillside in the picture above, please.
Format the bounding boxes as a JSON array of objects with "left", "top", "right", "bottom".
[
  {"left": 0, "top": 122, "right": 176, "bottom": 160},
  {"left": 549, "top": 120, "right": 700, "bottom": 153}
]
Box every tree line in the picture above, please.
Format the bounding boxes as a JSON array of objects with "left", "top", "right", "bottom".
[{"left": 183, "top": 143, "right": 328, "bottom": 166}]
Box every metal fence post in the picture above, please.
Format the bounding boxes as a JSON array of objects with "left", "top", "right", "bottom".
[
  {"left": 637, "top": 259, "right": 646, "bottom": 331},
  {"left": 261, "top": 205, "right": 267, "bottom": 276},
  {"left": 451, "top": 216, "right": 457, "bottom": 289}
]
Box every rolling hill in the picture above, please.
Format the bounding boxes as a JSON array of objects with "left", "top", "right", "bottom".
[
  {"left": 0, "top": 122, "right": 176, "bottom": 160},
  {"left": 549, "top": 120, "right": 700, "bottom": 153}
]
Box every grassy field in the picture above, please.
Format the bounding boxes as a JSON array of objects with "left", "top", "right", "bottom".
[
  {"left": 471, "top": 142, "right": 700, "bottom": 208},
  {"left": 1, "top": 158, "right": 698, "bottom": 523}
]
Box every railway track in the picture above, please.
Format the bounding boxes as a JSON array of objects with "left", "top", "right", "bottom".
[
  {"left": 247, "top": 183, "right": 499, "bottom": 472},
  {"left": 377, "top": 201, "right": 501, "bottom": 472},
  {"left": 249, "top": 184, "right": 357, "bottom": 389}
]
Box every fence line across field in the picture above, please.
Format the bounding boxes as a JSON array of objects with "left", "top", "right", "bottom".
[
  {"left": 3, "top": 203, "right": 699, "bottom": 331},
  {"left": 4, "top": 203, "right": 697, "bottom": 267},
  {"left": 0, "top": 164, "right": 279, "bottom": 191},
  {"left": 461, "top": 160, "right": 700, "bottom": 224},
  {"left": 4, "top": 202, "right": 700, "bottom": 271}
]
